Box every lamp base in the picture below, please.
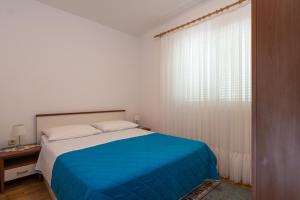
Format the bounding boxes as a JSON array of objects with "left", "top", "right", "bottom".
[{"left": 15, "top": 145, "right": 25, "bottom": 151}]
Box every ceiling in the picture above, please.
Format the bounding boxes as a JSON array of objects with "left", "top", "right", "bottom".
[{"left": 36, "top": 0, "right": 207, "bottom": 36}]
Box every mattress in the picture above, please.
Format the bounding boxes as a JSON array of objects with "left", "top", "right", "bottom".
[{"left": 36, "top": 128, "right": 153, "bottom": 184}]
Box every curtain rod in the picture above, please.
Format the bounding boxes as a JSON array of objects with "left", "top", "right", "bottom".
[{"left": 154, "top": 0, "right": 249, "bottom": 38}]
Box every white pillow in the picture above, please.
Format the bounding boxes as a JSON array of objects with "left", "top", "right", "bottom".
[
  {"left": 42, "top": 124, "right": 101, "bottom": 141},
  {"left": 92, "top": 120, "right": 138, "bottom": 132}
]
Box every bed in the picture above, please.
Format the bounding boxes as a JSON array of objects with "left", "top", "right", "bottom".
[{"left": 35, "top": 110, "right": 218, "bottom": 200}]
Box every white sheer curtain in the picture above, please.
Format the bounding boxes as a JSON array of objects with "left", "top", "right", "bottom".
[{"left": 161, "top": 4, "right": 251, "bottom": 184}]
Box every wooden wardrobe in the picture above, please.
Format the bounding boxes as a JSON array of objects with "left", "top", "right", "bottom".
[{"left": 252, "top": 0, "right": 300, "bottom": 199}]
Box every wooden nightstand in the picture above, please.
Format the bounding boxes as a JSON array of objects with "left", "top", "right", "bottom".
[
  {"left": 0, "top": 145, "right": 41, "bottom": 193},
  {"left": 138, "top": 126, "right": 151, "bottom": 131}
]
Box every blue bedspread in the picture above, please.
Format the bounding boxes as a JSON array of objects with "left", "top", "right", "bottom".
[{"left": 51, "top": 133, "right": 219, "bottom": 200}]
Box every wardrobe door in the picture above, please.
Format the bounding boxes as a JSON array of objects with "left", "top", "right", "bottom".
[{"left": 253, "top": 0, "right": 300, "bottom": 199}]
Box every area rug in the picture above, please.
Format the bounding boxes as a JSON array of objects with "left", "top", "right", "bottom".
[
  {"left": 180, "top": 180, "right": 221, "bottom": 200},
  {"left": 180, "top": 180, "right": 251, "bottom": 200}
]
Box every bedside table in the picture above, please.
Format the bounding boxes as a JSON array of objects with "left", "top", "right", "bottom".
[
  {"left": 138, "top": 126, "right": 151, "bottom": 131},
  {"left": 0, "top": 145, "right": 41, "bottom": 193}
]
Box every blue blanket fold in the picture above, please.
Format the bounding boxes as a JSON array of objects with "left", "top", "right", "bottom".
[{"left": 51, "top": 133, "right": 219, "bottom": 200}]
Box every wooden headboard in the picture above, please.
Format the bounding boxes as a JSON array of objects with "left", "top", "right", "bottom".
[{"left": 36, "top": 110, "right": 126, "bottom": 144}]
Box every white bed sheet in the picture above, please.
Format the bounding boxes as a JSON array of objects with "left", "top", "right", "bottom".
[{"left": 36, "top": 128, "right": 153, "bottom": 185}]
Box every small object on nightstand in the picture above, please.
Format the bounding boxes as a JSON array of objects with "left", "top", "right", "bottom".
[
  {"left": 0, "top": 144, "right": 41, "bottom": 193},
  {"left": 8, "top": 139, "right": 16, "bottom": 146},
  {"left": 137, "top": 126, "right": 151, "bottom": 131}
]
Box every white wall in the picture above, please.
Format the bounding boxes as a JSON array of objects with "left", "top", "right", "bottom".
[
  {"left": 139, "top": 0, "right": 237, "bottom": 131},
  {"left": 0, "top": 0, "right": 242, "bottom": 147},
  {"left": 0, "top": 0, "right": 140, "bottom": 147}
]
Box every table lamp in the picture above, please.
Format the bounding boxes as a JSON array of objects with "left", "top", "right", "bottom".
[{"left": 12, "top": 124, "right": 25, "bottom": 149}]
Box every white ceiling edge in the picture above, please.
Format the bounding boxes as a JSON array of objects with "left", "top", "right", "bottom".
[
  {"left": 143, "top": 0, "right": 237, "bottom": 38},
  {"left": 36, "top": 0, "right": 208, "bottom": 36}
]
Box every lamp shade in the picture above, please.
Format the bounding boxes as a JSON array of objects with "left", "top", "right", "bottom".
[{"left": 12, "top": 124, "right": 26, "bottom": 137}]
